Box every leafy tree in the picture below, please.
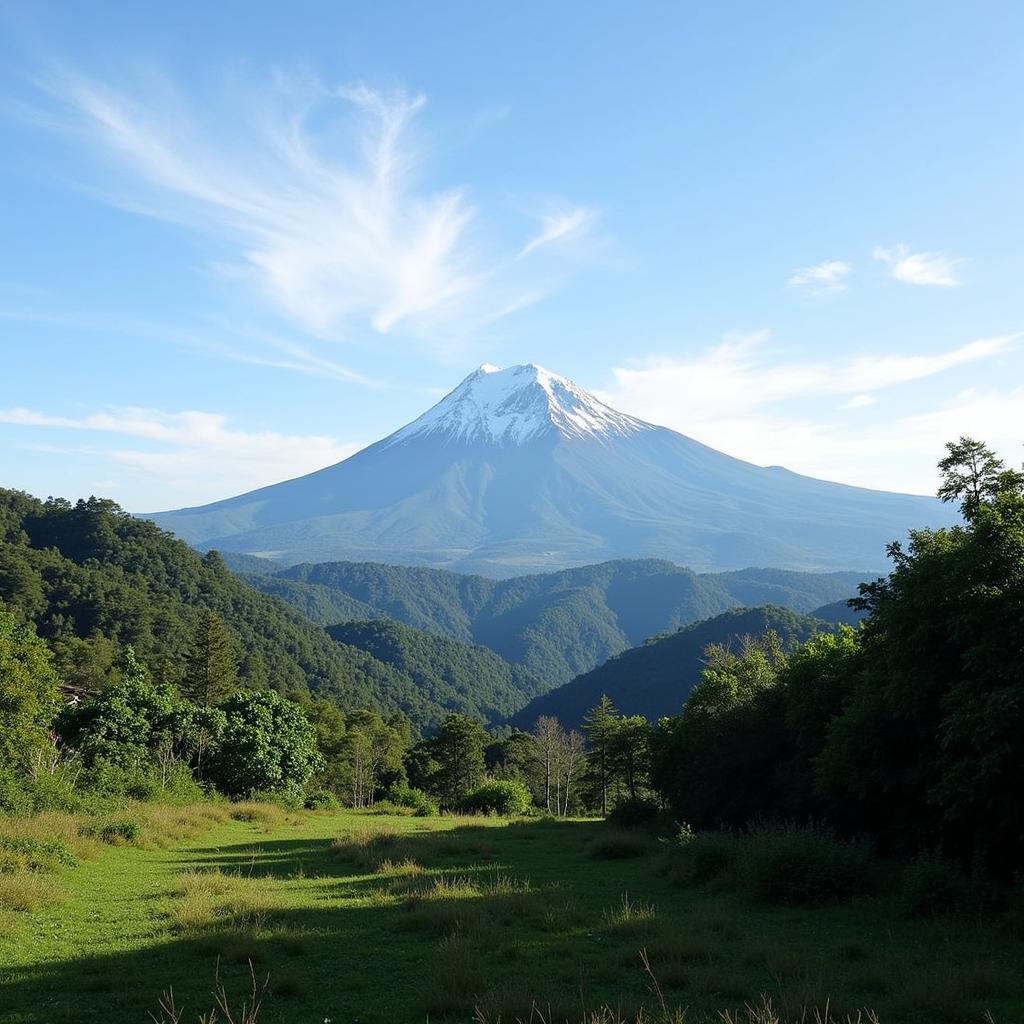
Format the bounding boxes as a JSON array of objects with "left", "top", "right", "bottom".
[
  {"left": 937, "top": 436, "right": 1023, "bottom": 518},
  {"left": 0, "top": 603, "right": 61, "bottom": 768},
  {"left": 582, "top": 695, "right": 619, "bottom": 816},
  {"left": 822, "top": 451, "right": 1024, "bottom": 868},
  {"left": 420, "top": 714, "right": 487, "bottom": 807},
  {"left": 338, "top": 709, "right": 405, "bottom": 807},
  {"left": 609, "top": 714, "right": 651, "bottom": 802},
  {"left": 208, "top": 690, "right": 323, "bottom": 797},
  {"left": 58, "top": 647, "right": 224, "bottom": 778},
  {"left": 181, "top": 610, "right": 239, "bottom": 707},
  {"left": 650, "top": 633, "right": 789, "bottom": 828}
]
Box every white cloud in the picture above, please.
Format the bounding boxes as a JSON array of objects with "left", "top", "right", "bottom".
[
  {"left": 873, "top": 244, "right": 965, "bottom": 287},
  {"left": 597, "top": 332, "right": 1020, "bottom": 494},
  {"left": 517, "top": 206, "right": 597, "bottom": 259},
  {"left": 0, "top": 406, "right": 362, "bottom": 508},
  {"left": 843, "top": 394, "right": 876, "bottom": 409},
  {"left": 788, "top": 259, "right": 851, "bottom": 293},
  {"left": 36, "top": 69, "right": 594, "bottom": 347}
]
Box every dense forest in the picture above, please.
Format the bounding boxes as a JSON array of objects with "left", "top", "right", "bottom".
[
  {"left": 0, "top": 490, "right": 541, "bottom": 730},
  {"left": 510, "top": 605, "right": 827, "bottom": 727},
  {"left": 238, "top": 556, "right": 863, "bottom": 684}
]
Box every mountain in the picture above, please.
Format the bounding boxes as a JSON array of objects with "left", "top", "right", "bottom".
[
  {"left": 237, "top": 557, "right": 864, "bottom": 685},
  {"left": 326, "top": 620, "right": 546, "bottom": 725},
  {"left": 0, "top": 489, "right": 540, "bottom": 732},
  {"left": 508, "top": 606, "right": 827, "bottom": 728},
  {"left": 146, "top": 364, "right": 958, "bottom": 576}
]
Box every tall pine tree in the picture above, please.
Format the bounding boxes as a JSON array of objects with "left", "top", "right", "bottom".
[
  {"left": 583, "top": 694, "right": 620, "bottom": 816},
  {"left": 181, "top": 610, "right": 238, "bottom": 707}
]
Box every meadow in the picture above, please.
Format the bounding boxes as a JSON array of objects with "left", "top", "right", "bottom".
[{"left": 1, "top": 807, "right": 1022, "bottom": 1024}]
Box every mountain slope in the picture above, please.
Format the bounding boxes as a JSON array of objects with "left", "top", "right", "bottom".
[
  {"left": 509, "top": 606, "right": 827, "bottom": 728},
  {"left": 242, "top": 557, "right": 863, "bottom": 685},
  {"left": 326, "top": 620, "right": 546, "bottom": 725},
  {"left": 147, "top": 364, "right": 958, "bottom": 575},
  {"left": 0, "top": 489, "right": 543, "bottom": 731}
]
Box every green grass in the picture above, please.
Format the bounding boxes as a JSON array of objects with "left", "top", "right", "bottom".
[{"left": 0, "top": 810, "right": 1022, "bottom": 1023}]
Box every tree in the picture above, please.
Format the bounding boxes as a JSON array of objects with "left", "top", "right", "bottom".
[
  {"left": 0, "top": 603, "right": 61, "bottom": 768},
  {"left": 339, "top": 709, "right": 405, "bottom": 807},
  {"left": 555, "top": 727, "right": 586, "bottom": 817},
  {"left": 609, "top": 715, "right": 651, "bottom": 802},
  {"left": 181, "top": 611, "right": 238, "bottom": 707},
  {"left": 208, "top": 690, "right": 323, "bottom": 797},
  {"left": 937, "top": 436, "right": 1023, "bottom": 518},
  {"left": 427, "top": 714, "right": 487, "bottom": 807},
  {"left": 650, "top": 632, "right": 789, "bottom": 828},
  {"left": 533, "top": 716, "right": 562, "bottom": 813},
  {"left": 582, "top": 695, "right": 620, "bottom": 816}
]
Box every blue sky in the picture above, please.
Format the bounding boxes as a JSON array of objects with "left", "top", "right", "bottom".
[{"left": 1, "top": 0, "right": 1021, "bottom": 509}]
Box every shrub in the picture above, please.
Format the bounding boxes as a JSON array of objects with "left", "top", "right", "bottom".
[
  {"left": 897, "top": 853, "right": 970, "bottom": 918},
  {"left": 457, "top": 780, "right": 531, "bottom": 817},
  {"left": 81, "top": 818, "right": 142, "bottom": 845},
  {"left": 739, "top": 825, "right": 877, "bottom": 905},
  {"left": 0, "top": 835, "right": 77, "bottom": 873},
  {"left": 669, "top": 828, "right": 740, "bottom": 887},
  {"left": 386, "top": 783, "right": 438, "bottom": 817},
  {"left": 303, "top": 789, "right": 340, "bottom": 811},
  {"left": 607, "top": 797, "right": 660, "bottom": 828}
]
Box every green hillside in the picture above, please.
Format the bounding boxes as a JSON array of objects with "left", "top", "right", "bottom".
[
  {"left": 326, "top": 620, "right": 546, "bottom": 724},
  {"left": 509, "top": 605, "right": 827, "bottom": 728},
  {"left": 0, "top": 490, "right": 539, "bottom": 731},
  {"left": 243, "top": 557, "right": 862, "bottom": 684}
]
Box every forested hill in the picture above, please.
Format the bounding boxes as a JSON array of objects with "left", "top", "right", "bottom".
[
  {"left": 232, "top": 556, "right": 863, "bottom": 685},
  {"left": 0, "top": 490, "right": 541, "bottom": 731},
  {"left": 326, "top": 620, "right": 546, "bottom": 725},
  {"left": 509, "top": 605, "right": 827, "bottom": 728}
]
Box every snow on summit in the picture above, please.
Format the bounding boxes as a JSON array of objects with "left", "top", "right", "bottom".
[{"left": 387, "top": 363, "right": 651, "bottom": 446}]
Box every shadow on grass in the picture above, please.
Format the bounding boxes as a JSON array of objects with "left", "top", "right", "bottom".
[{"left": 2, "top": 817, "right": 1021, "bottom": 1024}]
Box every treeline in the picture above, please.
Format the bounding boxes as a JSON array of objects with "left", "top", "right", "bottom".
[
  {"left": 650, "top": 438, "right": 1024, "bottom": 875},
  {"left": 1, "top": 589, "right": 650, "bottom": 818}
]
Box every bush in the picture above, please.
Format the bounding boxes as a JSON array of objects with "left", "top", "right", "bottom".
[
  {"left": 740, "top": 825, "right": 878, "bottom": 905},
  {"left": 0, "top": 835, "right": 77, "bottom": 872},
  {"left": 82, "top": 818, "right": 142, "bottom": 845},
  {"left": 0, "top": 768, "right": 79, "bottom": 816},
  {"left": 607, "top": 797, "right": 660, "bottom": 828},
  {"left": 457, "top": 780, "right": 531, "bottom": 817},
  {"left": 669, "top": 827, "right": 740, "bottom": 887},
  {"left": 386, "top": 783, "right": 438, "bottom": 817},
  {"left": 304, "top": 789, "right": 340, "bottom": 811},
  {"left": 897, "top": 853, "right": 970, "bottom": 918}
]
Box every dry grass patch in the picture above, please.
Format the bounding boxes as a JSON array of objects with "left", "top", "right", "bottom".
[
  {"left": 167, "top": 868, "right": 278, "bottom": 934},
  {"left": 0, "top": 872, "right": 61, "bottom": 913},
  {"left": 603, "top": 892, "right": 657, "bottom": 932}
]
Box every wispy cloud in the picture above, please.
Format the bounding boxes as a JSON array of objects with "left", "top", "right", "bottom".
[
  {"left": 33, "top": 68, "right": 595, "bottom": 347},
  {"left": 873, "top": 244, "right": 965, "bottom": 287},
  {"left": 0, "top": 405, "right": 362, "bottom": 508},
  {"left": 517, "top": 206, "right": 597, "bottom": 260},
  {"left": 597, "top": 331, "right": 1020, "bottom": 494},
  {"left": 788, "top": 259, "right": 851, "bottom": 293}
]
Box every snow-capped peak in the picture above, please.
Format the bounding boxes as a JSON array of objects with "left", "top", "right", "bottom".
[{"left": 386, "top": 363, "right": 652, "bottom": 446}]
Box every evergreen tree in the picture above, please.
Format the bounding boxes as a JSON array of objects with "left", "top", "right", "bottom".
[
  {"left": 582, "top": 694, "right": 620, "bottom": 816},
  {"left": 181, "top": 610, "right": 239, "bottom": 707},
  {"left": 429, "top": 714, "right": 487, "bottom": 806}
]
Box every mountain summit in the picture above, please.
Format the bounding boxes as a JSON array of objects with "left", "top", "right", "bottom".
[
  {"left": 147, "top": 364, "right": 958, "bottom": 575},
  {"left": 386, "top": 364, "right": 650, "bottom": 446}
]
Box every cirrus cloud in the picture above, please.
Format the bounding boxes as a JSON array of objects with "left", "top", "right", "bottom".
[{"left": 31, "top": 67, "right": 598, "bottom": 350}]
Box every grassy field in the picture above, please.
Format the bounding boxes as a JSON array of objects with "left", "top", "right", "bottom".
[{"left": 1, "top": 807, "right": 1022, "bottom": 1023}]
